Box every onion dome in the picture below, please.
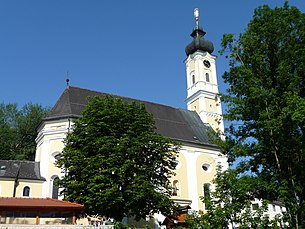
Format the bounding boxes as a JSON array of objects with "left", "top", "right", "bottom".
[
  {"left": 185, "top": 8, "right": 214, "bottom": 56},
  {"left": 185, "top": 26, "right": 214, "bottom": 55}
]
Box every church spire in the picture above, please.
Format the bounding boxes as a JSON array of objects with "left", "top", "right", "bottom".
[
  {"left": 194, "top": 8, "right": 199, "bottom": 28},
  {"left": 185, "top": 8, "right": 224, "bottom": 134},
  {"left": 185, "top": 8, "right": 214, "bottom": 56}
]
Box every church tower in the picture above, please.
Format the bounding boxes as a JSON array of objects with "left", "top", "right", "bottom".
[{"left": 185, "top": 8, "right": 224, "bottom": 134}]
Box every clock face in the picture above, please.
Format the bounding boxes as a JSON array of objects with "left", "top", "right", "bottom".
[{"left": 203, "top": 60, "right": 211, "bottom": 68}]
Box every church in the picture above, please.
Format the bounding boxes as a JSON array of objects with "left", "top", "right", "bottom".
[{"left": 0, "top": 8, "right": 228, "bottom": 226}]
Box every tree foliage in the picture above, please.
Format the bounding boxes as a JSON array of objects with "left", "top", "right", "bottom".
[
  {"left": 187, "top": 168, "right": 284, "bottom": 228},
  {"left": 219, "top": 2, "right": 305, "bottom": 228},
  {"left": 57, "top": 95, "right": 179, "bottom": 222},
  {"left": 0, "top": 103, "right": 49, "bottom": 160}
]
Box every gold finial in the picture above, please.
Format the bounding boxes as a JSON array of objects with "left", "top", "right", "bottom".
[{"left": 194, "top": 8, "right": 199, "bottom": 28}]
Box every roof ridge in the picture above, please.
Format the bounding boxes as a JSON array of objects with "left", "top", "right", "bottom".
[{"left": 66, "top": 87, "right": 72, "bottom": 115}]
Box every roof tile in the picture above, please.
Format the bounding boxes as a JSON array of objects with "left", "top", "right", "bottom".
[{"left": 0, "top": 160, "right": 45, "bottom": 181}]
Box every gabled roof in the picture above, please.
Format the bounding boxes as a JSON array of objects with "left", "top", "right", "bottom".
[
  {"left": 45, "top": 86, "right": 215, "bottom": 146},
  {"left": 0, "top": 160, "right": 45, "bottom": 181},
  {"left": 0, "top": 197, "right": 83, "bottom": 210}
]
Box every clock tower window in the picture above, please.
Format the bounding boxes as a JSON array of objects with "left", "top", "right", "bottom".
[
  {"left": 205, "top": 73, "right": 210, "bottom": 82},
  {"left": 192, "top": 75, "right": 196, "bottom": 84}
]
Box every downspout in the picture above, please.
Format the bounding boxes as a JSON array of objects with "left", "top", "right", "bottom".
[{"left": 13, "top": 162, "right": 21, "bottom": 197}]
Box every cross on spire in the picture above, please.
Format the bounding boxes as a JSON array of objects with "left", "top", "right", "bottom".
[{"left": 194, "top": 8, "right": 199, "bottom": 28}]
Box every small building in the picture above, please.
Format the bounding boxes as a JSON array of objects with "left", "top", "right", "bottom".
[
  {"left": 0, "top": 197, "right": 83, "bottom": 225},
  {"left": 0, "top": 160, "right": 45, "bottom": 198}
]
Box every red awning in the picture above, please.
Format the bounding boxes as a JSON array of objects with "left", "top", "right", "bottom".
[{"left": 0, "top": 197, "right": 83, "bottom": 210}]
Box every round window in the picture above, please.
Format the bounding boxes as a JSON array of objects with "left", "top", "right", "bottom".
[{"left": 202, "top": 163, "right": 211, "bottom": 172}]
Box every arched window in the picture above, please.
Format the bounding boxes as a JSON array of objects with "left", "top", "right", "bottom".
[
  {"left": 52, "top": 177, "right": 60, "bottom": 199},
  {"left": 23, "top": 186, "right": 30, "bottom": 197},
  {"left": 205, "top": 73, "right": 210, "bottom": 82},
  {"left": 192, "top": 75, "right": 195, "bottom": 84},
  {"left": 203, "top": 183, "right": 211, "bottom": 209},
  {"left": 172, "top": 180, "right": 179, "bottom": 196}
]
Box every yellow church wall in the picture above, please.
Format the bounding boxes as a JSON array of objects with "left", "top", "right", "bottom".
[
  {"left": 0, "top": 180, "right": 14, "bottom": 197},
  {"left": 0, "top": 180, "right": 43, "bottom": 197},
  {"left": 189, "top": 99, "right": 199, "bottom": 113},
  {"left": 207, "top": 116, "right": 220, "bottom": 131},
  {"left": 173, "top": 144, "right": 224, "bottom": 212},
  {"left": 50, "top": 139, "right": 65, "bottom": 151},
  {"left": 48, "top": 139, "right": 65, "bottom": 176},
  {"left": 47, "top": 165, "right": 62, "bottom": 180},
  {"left": 187, "top": 61, "right": 196, "bottom": 86},
  {"left": 188, "top": 62, "right": 195, "bottom": 71},
  {"left": 196, "top": 153, "right": 218, "bottom": 211},
  {"left": 16, "top": 181, "right": 43, "bottom": 198},
  {"left": 205, "top": 98, "right": 218, "bottom": 113},
  {"left": 170, "top": 152, "right": 188, "bottom": 199}
]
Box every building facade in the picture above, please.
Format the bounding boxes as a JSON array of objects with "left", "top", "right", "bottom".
[{"left": 33, "top": 85, "right": 227, "bottom": 212}]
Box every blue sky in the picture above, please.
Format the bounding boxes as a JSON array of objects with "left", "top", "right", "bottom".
[{"left": 1, "top": 1, "right": 304, "bottom": 110}]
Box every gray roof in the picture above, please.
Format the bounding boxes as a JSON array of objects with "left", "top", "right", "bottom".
[
  {"left": 0, "top": 160, "right": 45, "bottom": 181},
  {"left": 46, "top": 86, "right": 216, "bottom": 146}
]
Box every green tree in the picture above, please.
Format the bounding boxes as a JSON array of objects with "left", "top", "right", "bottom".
[
  {"left": 57, "top": 95, "right": 179, "bottom": 222},
  {"left": 219, "top": 2, "right": 305, "bottom": 228},
  {"left": 0, "top": 103, "right": 49, "bottom": 160},
  {"left": 187, "top": 168, "right": 283, "bottom": 229}
]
